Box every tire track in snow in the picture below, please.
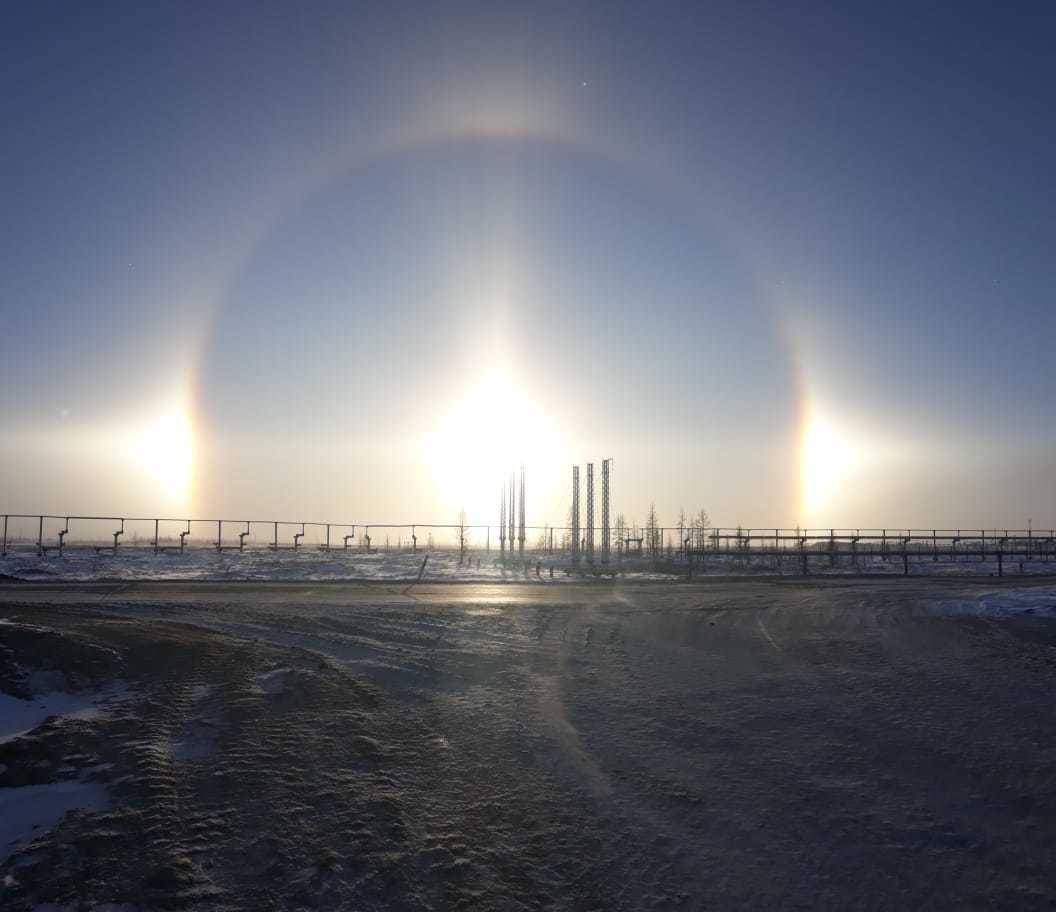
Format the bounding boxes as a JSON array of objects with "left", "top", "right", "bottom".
[{"left": 756, "top": 613, "right": 781, "bottom": 651}]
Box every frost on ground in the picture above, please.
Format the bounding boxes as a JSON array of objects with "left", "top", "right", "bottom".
[{"left": 1, "top": 578, "right": 1056, "bottom": 910}]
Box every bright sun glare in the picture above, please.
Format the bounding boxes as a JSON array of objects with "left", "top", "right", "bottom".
[
  {"left": 135, "top": 411, "right": 194, "bottom": 505},
  {"left": 801, "top": 411, "right": 853, "bottom": 525},
  {"left": 429, "top": 372, "right": 557, "bottom": 522}
]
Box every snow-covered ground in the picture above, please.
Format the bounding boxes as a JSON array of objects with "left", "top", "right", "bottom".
[
  {"left": 922, "top": 585, "right": 1056, "bottom": 618},
  {"left": 2, "top": 579, "right": 1056, "bottom": 909},
  {"left": 0, "top": 665, "right": 130, "bottom": 865},
  {"left": 2, "top": 545, "right": 1053, "bottom": 582},
  {"left": 1, "top": 547, "right": 584, "bottom": 582},
  {"left": 0, "top": 684, "right": 129, "bottom": 745},
  {"left": 0, "top": 779, "right": 109, "bottom": 865}
]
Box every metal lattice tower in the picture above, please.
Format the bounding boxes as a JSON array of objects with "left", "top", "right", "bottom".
[
  {"left": 508, "top": 470, "right": 516, "bottom": 557},
  {"left": 499, "top": 483, "right": 506, "bottom": 558},
  {"left": 518, "top": 463, "right": 526, "bottom": 557},
  {"left": 586, "top": 463, "right": 595, "bottom": 562},
  {"left": 601, "top": 458, "right": 611, "bottom": 563},
  {"left": 571, "top": 465, "right": 580, "bottom": 561}
]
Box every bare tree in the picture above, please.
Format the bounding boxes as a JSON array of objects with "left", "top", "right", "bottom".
[
  {"left": 613, "top": 512, "right": 627, "bottom": 556},
  {"left": 646, "top": 504, "right": 660, "bottom": 559},
  {"left": 691, "top": 508, "right": 711, "bottom": 551},
  {"left": 457, "top": 509, "right": 469, "bottom": 563}
]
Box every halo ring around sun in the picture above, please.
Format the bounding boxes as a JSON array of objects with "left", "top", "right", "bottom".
[{"left": 179, "top": 114, "right": 809, "bottom": 522}]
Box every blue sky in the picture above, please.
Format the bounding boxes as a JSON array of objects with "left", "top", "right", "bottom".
[{"left": 2, "top": 1, "right": 1054, "bottom": 529}]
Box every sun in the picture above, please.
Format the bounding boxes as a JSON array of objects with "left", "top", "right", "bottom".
[
  {"left": 800, "top": 410, "right": 852, "bottom": 526},
  {"left": 427, "top": 371, "right": 556, "bottom": 523},
  {"left": 134, "top": 409, "right": 194, "bottom": 506}
]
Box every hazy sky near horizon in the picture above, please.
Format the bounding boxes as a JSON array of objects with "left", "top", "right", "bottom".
[{"left": 2, "top": 1, "right": 1054, "bottom": 530}]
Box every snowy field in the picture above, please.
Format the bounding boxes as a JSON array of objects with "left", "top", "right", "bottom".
[
  {"left": 2, "top": 578, "right": 1056, "bottom": 910},
  {"left": 2, "top": 545, "right": 1054, "bottom": 582}
]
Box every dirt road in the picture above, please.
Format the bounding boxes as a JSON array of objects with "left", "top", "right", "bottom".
[{"left": 2, "top": 578, "right": 1056, "bottom": 910}]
